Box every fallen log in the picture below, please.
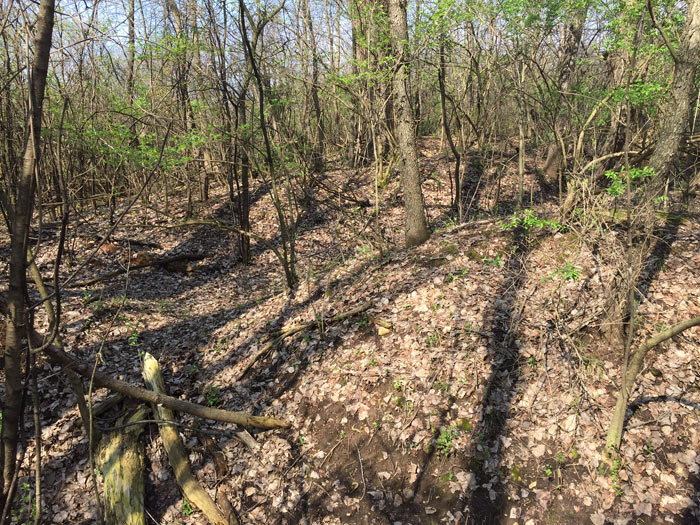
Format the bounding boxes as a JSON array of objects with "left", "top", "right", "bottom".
[
  {"left": 143, "top": 353, "right": 235, "bottom": 525},
  {"left": 98, "top": 405, "right": 149, "bottom": 525},
  {"left": 68, "top": 253, "right": 206, "bottom": 288},
  {"left": 40, "top": 338, "right": 290, "bottom": 430}
]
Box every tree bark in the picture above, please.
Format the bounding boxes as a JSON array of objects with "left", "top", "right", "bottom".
[
  {"left": 388, "top": 0, "right": 430, "bottom": 248},
  {"left": 438, "top": 40, "right": 461, "bottom": 217},
  {"left": 604, "top": 316, "right": 700, "bottom": 464},
  {"left": 543, "top": 5, "right": 587, "bottom": 185},
  {"left": 646, "top": 0, "right": 700, "bottom": 188},
  {"left": 2, "top": 0, "right": 55, "bottom": 500},
  {"left": 301, "top": 0, "right": 325, "bottom": 173}
]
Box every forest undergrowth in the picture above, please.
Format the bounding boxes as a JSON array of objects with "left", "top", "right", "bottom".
[{"left": 0, "top": 138, "right": 698, "bottom": 524}]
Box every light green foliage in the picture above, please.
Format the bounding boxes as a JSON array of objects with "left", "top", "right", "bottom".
[
  {"left": 182, "top": 499, "right": 194, "bottom": 516},
  {"left": 610, "top": 457, "right": 625, "bottom": 496},
  {"left": 557, "top": 261, "right": 582, "bottom": 281},
  {"left": 436, "top": 426, "right": 458, "bottom": 456},
  {"left": 501, "top": 209, "right": 563, "bottom": 232},
  {"left": 204, "top": 385, "right": 221, "bottom": 407},
  {"left": 481, "top": 255, "right": 503, "bottom": 268},
  {"left": 604, "top": 166, "right": 655, "bottom": 197},
  {"left": 611, "top": 80, "right": 666, "bottom": 109}
]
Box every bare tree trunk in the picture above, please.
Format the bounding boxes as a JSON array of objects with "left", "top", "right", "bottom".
[
  {"left": 2, "top": 0, "right": 55, "bottom": 501},
  {"left": 543, "top": 6, "right": 587, "bottom": 185},
  {"left": 388, "top": 0, "right": 429, "bottom": 248},
  {"left": 438, "top": 40, "right": 461, "bottom": 217},
  {"left": 301, "top": 0, "right": 325, "bottom": 173}
]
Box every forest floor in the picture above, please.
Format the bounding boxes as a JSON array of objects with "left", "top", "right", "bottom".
[{"left": 1, "top": 138, "right": 699, "bottom": 524}]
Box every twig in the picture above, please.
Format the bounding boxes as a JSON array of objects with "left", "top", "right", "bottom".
[
  {"left": 356, "top": 445, "right": 366, "bottom": 501},
  {"left": 319, "top": 437, "right": 345, "bottom": 468}
]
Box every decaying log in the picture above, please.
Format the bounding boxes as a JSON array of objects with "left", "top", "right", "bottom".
[
  {"left": 68, "top": 253, "right": 206, "bottom": 288},
  {"left": 143, "top": 353, "right": 236, "bottom": 525},
  {"left": 98, "top": 405, "right": 149, "bottom": 525},
  {"left": 237, "top": 301, "right": 372, "bottom": 380},
  {"left": 40, "top": 338, "right": 290, "bottom": 430}
]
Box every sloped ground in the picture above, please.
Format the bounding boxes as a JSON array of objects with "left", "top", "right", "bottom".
[{"left": 1, "top": 139, "right": 698, "bottom": 524}]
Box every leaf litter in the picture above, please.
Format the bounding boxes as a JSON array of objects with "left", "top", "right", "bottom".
[{"left": 1, "top": 138, "right": 698, "bottom": 524}]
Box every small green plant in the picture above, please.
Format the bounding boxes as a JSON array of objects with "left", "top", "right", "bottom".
[
  {"left": 435, "top": 379, "right": 449, "bottom": 394},
  {"left": 439, "top": 471, "right": 454, "bottom": 483},
  {"left": 481, "top": 255, "right": 503, "bottom": 268},
  {"left": 501, "top": 209, "right": 563, "bottom": 232},
  {"left": 356, "top": 244, "right": 372, "bottom": 256},
  {"left": 511, "top": 465, "right": 522, "bottom": 482},
  {"left": 604, "top": 166, "right": 655, "bottom": 197},
  {"left": 555, "top": 452, "right": 566, "bottom": 464},
  {"left": 156, "top": 299, "right": 169, "bottom": 314},
  {"left": 436, "top": 426, "right": 458, "bottom": 456},
  {"left": 125, "top": 320, "right": 142, "bottom": 349},
  {"left": 90, "top": 300, "right": 106, "bottom": 314},
  {"left": 544, "top": 463, "right": 553, "bottom": 477},
  {"left": 557, "top": 261, "right": 581, "bottom": 281},
  {"left": 644, "top": 440, "right": 655, "bottom": 457},
  {"left": 18, "top": 482, "right": 35, "bottom": 522},
  {"left": 204, "top": 385, "right": 221, "bottom": 407},
  {"left": 182, "top": 500, "right": 194, "bottom": 516},
  {"left": 610, "top": 457, "right": 624, "bottom": 497},
  {"left": 213, "top": 338, "right": 229, "bottom": 354},
  {"left": 365, "top": 352, "right": 379, "bottom": 368},
  {"left": 528, "top": 356, "right": 537, "bottom": 368},
  {"left": 393, "top": 378, "right": 404, "bottom": 391},
  {"left": 298, "top": 435, "right": 307, "bottom": 445},
  {"left": 426, "top": 332, "right": 441, "bottom": 348}
]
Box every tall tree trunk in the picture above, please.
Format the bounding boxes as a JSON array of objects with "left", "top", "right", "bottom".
[
  {"left": 388, "top": 0, "right": 429, "bottom": 248},
  {"left": 236, "top": 91, "right": 251, "bottom": 263},
  {"left": 301, "top": 0, "right": 325, "bottom": 173},
  {"left": 543, "top": 5, "right": 587, "bottom": 185},
  {"left": 438, "top": 40, "right": 461, "bottom": 216},
  {"left": 646, "top": 0, "right": 700, "bottom": 186},
  {"left": 2, "top": 0, "right": 55, "bottom": 501}
]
